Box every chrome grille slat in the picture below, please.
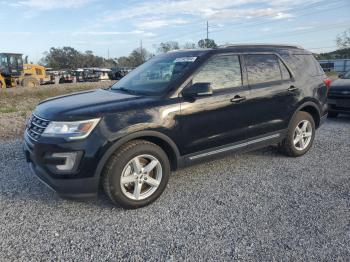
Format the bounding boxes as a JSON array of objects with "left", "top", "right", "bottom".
[
  {"left": 26, "top": 114, "right": 50, "bottom": 141},
  {"left": 31, "top": 121, "right": 47, "bottom": 129}
]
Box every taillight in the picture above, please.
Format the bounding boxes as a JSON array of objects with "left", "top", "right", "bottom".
[
  {"left": 324, "top": 78, "right": 331, "bottom": 95},
  {"left": 324, "top": 78, "right": 331, "bottom": 88}
]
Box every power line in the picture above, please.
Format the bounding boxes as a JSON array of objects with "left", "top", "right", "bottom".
[
  {"left": 211, "top": 2, "right": 348, "bottom": 34},
  {"left": 240, "top": 21, "right": 350, "bottom": 42},
  {"left": 147, "top": 0, "right": 345, "bottom": 42}
]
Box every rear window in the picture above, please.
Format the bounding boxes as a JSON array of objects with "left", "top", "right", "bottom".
[{"left": 281, "top": 54, "right": 324, "bottom": 77}]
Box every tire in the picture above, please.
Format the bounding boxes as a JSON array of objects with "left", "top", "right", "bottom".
[
  {"left": 280, "top": 111, "right": 316, "bottom": 157},
  {"left": 328, "top": 112, "right": 338, "bottom": 118},
  {"left": 21, "top": 77, "right": 39, "bottom": 87},
  {"left": 102, "top": 140, "right": 170, "bottom": 209}
]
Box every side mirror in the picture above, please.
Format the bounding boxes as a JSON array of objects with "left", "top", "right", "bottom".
[{"left": 182, "top": 82, "right": 213, "bottom": 98}]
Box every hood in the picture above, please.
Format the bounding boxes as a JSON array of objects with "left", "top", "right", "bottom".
[
  {"left": 34, "top": 88, "right": 152, "bottom": 121},
  {"left": 329, "top": 79, "right": 350, "bottom": 95}
]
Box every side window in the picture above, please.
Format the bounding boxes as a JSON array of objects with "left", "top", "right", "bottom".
[
  {"left": 193, "top": 55, "right": 242, "bottom": 90},
  {"left": 245, "top": 54, "right": 282, "bottom": 85},
  {"left": 279, "top": 59, "right": 291, "bottom": 80}
]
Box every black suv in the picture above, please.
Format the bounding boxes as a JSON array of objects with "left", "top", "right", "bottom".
[{"left": 24, "top": 44, "right": 329, "bottom": 209}]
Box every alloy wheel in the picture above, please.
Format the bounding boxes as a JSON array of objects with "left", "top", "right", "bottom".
[
  {"left": 293, "top": 120, "right": 313, "bottom": 151},
  {"left": 120, "top": 154, "right": 162, "bottom": 200}
]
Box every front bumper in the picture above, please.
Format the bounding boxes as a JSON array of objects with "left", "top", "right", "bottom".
[
  {"left": 28, "top": 161, "right": 99, "bottom": 198},
  {"left": 327, "top": 96, "right": 350, "bottom": 114},
  {"left": 23, "top": 131, "right": 106, "bottom": 198}
]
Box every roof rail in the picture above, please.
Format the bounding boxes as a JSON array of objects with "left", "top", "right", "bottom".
[{"left": 218, "top": 43, "right": 303, "bottom": 49}]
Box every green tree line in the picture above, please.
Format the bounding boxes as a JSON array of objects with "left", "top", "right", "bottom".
[{"left": 39, "top": 38, "right": 217, "bottom": 70}]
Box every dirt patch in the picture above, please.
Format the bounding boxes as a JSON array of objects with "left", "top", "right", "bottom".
[{"left": 0, "top": 81, "right": 114, "bottom": 140}]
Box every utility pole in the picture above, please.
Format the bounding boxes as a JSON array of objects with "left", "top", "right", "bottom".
[
  {"left": 206, "top": 21, "right": 209, "bottom": 40},
  {"left": 107, "top": 48, "right": 110, "bottom": 60},
  {"left": 206, "top": 21, "right": 209, "bottom": 48},
  {"left": 140, "top": 39, "right": 143, "bottom": 63}
]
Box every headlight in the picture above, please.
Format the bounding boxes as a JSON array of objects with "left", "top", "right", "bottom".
[{"left": 43, "top": 118, "right": 100, "bottom": 140}]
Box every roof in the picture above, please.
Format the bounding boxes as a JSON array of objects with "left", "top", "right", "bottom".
[
  {"left": 0, "top": 53, "right": 23, "bottom": 56},
  {"left": 218, "top": 43, "right": 303, "bottom": 49}
]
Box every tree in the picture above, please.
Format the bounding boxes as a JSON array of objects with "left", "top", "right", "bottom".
[
  {"left": 157, "top": 41, "right": 180, "bottom": 53},
  {"left": 128, "top": 47, "right": 153, "bottom": 67},
  {"left": 336, "top": 29, "right": 350, "bottom": 48},
  {"left": 315, "top": 48, "right": 350, "bottom": 60},
  {"left": 41, "top": 47, "right": 107, "bottom": 69},
  {"left": 198, "top": 39, "right": 217, "bottom": 48},
  {"left": 182, "top": 42, "right": 197, "bottom": 49}
]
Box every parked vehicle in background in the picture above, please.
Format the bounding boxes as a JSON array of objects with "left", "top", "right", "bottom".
[
  {"left": 327, "top": 70, "right": 350, "bottom": 117},
  {"left": 82, "top": 68, "right": 111, "bottom": 82},
  {"left": 74, "top": 69, "right": 85, "bottom": 82},
  {"left": 23, "top": 64, "right": 54, "bottom": 85},
  {"left": 59, "top": 70, "right": 75, "bottom": 84},
  {"left": 0, "top": 53, "right": 41, "bottom": 88},
  {"left": 97, "top": 68, "right": 111, "bottom": 81},
  {"left": 109, "top": 67, "right": 133, "bottom": 80},
  {"left": 24, "top": 44, "right": 329, "bottom": 209}
]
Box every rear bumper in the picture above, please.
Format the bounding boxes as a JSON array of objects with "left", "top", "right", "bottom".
[{"left": 328, "top": 97, "right": 350, "bottom": 114}]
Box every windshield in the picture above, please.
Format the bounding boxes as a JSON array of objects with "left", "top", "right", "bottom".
[
  {"left": 0, "top": 54, "right": 7, "bottom": 70},
  {"left": 111, "top": 52, "right": 202, "bottom": 95},
  {"left": 9, "top": 55, "right": 23, "bottom": 69}
]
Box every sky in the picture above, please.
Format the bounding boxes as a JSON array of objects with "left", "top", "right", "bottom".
[{"left": 0, "top": 0, "right": 349, "bottom": 63}]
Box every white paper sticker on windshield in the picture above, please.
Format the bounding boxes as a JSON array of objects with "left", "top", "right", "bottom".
[{"left": 174, "top": 57, "right": 197, "bottom": 63}]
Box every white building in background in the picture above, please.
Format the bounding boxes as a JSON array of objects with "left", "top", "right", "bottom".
[{"left": 318, "top": 59, "right": 350, "bottom": 73}]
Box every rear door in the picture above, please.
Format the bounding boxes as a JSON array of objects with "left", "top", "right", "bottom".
[{"left": 242, "top": 53, "right": 297, "bottom": 138}]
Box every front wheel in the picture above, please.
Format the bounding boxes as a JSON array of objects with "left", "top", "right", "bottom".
[
  {"left": 280, "top": 111, "right": 315, "bottom": 157},
  {"left": 21, "top": 77, "right": 39, "bottom": 87},
  {"left": 102, "top": 140, "right": 170, "bottom": 209}
]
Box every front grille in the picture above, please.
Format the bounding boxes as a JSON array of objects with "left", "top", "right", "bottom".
[{"left": 26, "top": 114, "right": 50, "bottom": 141}]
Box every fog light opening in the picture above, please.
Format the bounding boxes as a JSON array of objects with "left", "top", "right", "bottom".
[{"left": 52, "top": 152, "right": 78, "bottom": 171}]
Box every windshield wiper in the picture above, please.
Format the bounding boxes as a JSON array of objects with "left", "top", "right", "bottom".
[{"left": 115, "top": 87, "right": 139, "bottom": 95}]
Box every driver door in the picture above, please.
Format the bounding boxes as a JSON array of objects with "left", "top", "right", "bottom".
[{"left": 178, "top": 54, "right": 251, "bottom": 156}]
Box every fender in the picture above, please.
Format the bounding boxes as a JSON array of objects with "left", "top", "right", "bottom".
[
  {"left": 94, "top": 130, "right": 181, "bottom": 180},
  {"left": 289, "top": 99, "right": 321, "bottom": 128}
]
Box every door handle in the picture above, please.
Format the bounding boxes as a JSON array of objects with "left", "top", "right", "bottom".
[
  {"left": 230, "top": 95, "right": 246, "bottom": 103},
  {"left": 288, "top": 85, "right": 299, "bottom": 92}
]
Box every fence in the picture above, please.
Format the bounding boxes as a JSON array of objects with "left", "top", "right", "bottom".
[{"left": 318, "top": 59, "right": 350, "bottom": 73}]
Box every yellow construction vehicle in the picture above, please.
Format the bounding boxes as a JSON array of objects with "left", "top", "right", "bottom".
[
  {"left": 0, "top": 53, "right": 40, "bottom": 88},
  {"left": 23, "top": 64, "right": 54, "bottom": 85}
]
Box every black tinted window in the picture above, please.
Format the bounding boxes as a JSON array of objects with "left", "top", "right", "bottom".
[
  {"left": 193, "top": 55, "right": 242, "bottom": 90},
  {"left": 281, "top": 54, "right": 324, "bottom": 77},
  {"left": 245, "top": 54, "right": 281, "bottom": 85}
]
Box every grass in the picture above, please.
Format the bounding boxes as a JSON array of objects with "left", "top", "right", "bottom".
[
  {"left": 0, "top": 107, "right": 18, "bottom": 114},
  {"left": 0, "top": 81, "right": 113, "bottom": 140},
  {"left": 325, "top": 71, "right": 339, "bottom": 80}
]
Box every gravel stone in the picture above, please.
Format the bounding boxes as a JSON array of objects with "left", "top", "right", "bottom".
[{"left": 0, "top": 116, "right": 349, "bottom": 261}]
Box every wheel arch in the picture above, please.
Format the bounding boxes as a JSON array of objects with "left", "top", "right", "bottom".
[
  {"left": 292, "top": 101, "right": 321, "bottom": 128},
  {"left": 95, "top": 131, "right": 181, "bottom": 182}
]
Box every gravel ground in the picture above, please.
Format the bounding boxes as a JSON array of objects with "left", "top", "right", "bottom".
[{"left": 0, "top": 116, "right": 349, "bottom": 261}]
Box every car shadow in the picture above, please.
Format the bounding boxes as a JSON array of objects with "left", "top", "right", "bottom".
[
  {"left": 0, "top": 148, "right": 120, "bottom": 210},
  {"left": 327, "top": 114, "right": 350, "bottom": 122}
]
